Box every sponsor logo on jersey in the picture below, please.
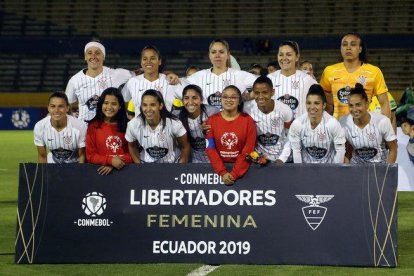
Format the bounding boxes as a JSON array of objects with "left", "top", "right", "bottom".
[
  {"left": 74, "top": 192, "right": 113, "bottom": 227},
  {"left": 86, "top": 95, "right": 100, "bottom": 111},
  {"left": 355, "top": 147, "right": 378, "bottom": 161},
  {"left": 51, "top": 148, "right": 74, "bottom": 163},
  {"left": 277, "top": 95, "right": 299, "bottom": 110},
  {"left": 258, "top": 133, "right": 279, "bottom": 146},
  {"left": 220, "top": 132, "right": 238, "bottom": 149},
  {"left": 191, "top": 137, "right": 207, "bottom": 151},
  {"left": 296, "top": 195, "right": 334, "bottom": 230},
  {"left": 207, "top": 91, "right": 222, "bottom": 107},
  {"left": 106, "top": 135, "right": 122, "bottom": 153},
  {"left": 305, "top": 146, "right": 328, "bottom": 159},
  {"left": 146, "top": 146, "right": 168, "bottom": 160},
  {"left": 337, "top": 86, "right": 352, "bottom": 104}
]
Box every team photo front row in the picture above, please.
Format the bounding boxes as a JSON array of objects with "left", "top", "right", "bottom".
[{"left": 34, "top": 76, "right": 399, "bottom": 185}]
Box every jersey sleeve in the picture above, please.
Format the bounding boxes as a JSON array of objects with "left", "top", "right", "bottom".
[
  {"left": 330, "top": 119, "right": 346, "bottom": 163},
  {"left": 77, "top": 120, "right": 87, "bottom": 148},
  {"left": 121, "top": 79, "right": 133, "bottom": 102},
  {"left": 373, "top": 67, "right": 388, "bottom": 96},
  {"left": 319, "top": 67, "right": 332, "bottom": 93},
  {"left": 113, "top": 68, "right": 135, "bottom": 88},
  {"left": 379, "top": 117, "right": 397, "bottom": 142},
  {"left": 288, "top": 119, "right": 303, "bottom": 163},
  {"left": 65, "top": 77, "right": 77, "bottom": 104},
  {"left": 172, "top": 119, "right": 187, "bottom": 138},
  {"left": 33, "top": 122, "right": 45, "bottom": 146},
  {"left": 205, "top": 116, "right": 228, "bottom": 176},
  {"left": 241, "top": 71, "right": 258, "bottom": 92},
  {"left": 125, "top": 120, "right": 137, "bottom": 142},
  {"left": 230, "top": 115, "right": 256, "bottom": 180}
]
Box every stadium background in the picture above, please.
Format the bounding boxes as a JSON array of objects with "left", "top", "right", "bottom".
[{"left": 0, "top": 0, "right": 413, "bottom": 275}]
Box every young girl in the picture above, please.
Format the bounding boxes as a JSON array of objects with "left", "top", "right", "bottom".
[
  {"left": 206, "top": 85, "right": 257, "bottom": 185},
  {"left": 34, "top": 92, "right": 87, "bottom": 163},
  {"left": 288, "top": 84, "right": 346, "bottom": 163},
  {"left": 340, "top": 84, "right": 397, "bottom": 164},
  {"left": 174, "top": 84, "right": 219, "bottom": 163},
  {"left": 86, "top": 87, "right": 132, "bottom": 175},
  {"left": 126, "top": 89, "right": 190, "bottom": 163}
]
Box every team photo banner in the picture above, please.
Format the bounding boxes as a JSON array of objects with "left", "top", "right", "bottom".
[{"left": 16, "top": 163, "right": 397, "bottom": 266}]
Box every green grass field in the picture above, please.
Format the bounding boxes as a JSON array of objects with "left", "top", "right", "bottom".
[{"left": 0, "top": 130, "right": 413, "bottom": 275}]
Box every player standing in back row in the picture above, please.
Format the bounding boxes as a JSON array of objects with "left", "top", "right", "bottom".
[
  {"left": 268, "top": 41, "right": 317, "bottom": 119},
  {"left": 319, "top": 33, "right": 390, "bottom": 119},
  {"left": 183, "top": 39, "right": 257, "bottom": 108},
  {"left": 65, "top": 41, "right": 135, "bottom": 122}
]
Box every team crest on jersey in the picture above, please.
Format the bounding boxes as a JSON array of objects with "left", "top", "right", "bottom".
[
  {"left": 305, "top": 146, "right": 327, "bottom": 159},
  {"left": 191, "top": 137, "right": 207, "bottom": 152},
  {"left": 222, "top": 79, "right": 231, "bottom": 87},
  {"left": 367, "top": 131, "right": 376, "bottom": 141},
  {"left": 63, "top": 135, "right": 72, "bottom": 145},
  {"left": 86, "top": 95, "right": 100, "bottom": 111},
  {"left": 98, "top": 77, "right": 108, "bottom": 89},
  {"left": 155, "top": 85, "right": 163, "bottom": 92},
  {"left": 355, "top": 147, "right": 378, "bottom": 161},
  {"left": 270, "top": 117, "right": 281, "bottom": 128},
  {"left": 258, "top": 133, "right": 279, "bottom": 146},
  {"left": 51, "top": 148, "right": 73, "bottom": 163},
  {"left": 277, "top": 95, "right": 299, "bottom": 110},
  {"left": 106, "top": 135, "right": 122, "bottom": 153},
  {"left": 146, "top": 146, "right": 168, "bottom": 160},
  {"left": 157, "top": 132, "right": 166, "bottom": 142},
  {"left": 208, "top": 91, "right": 222, "bottom": 107},
  {"left": 337, "top": 86, "right": 352, "bottom": 104},
  {"left": 317, "top": 131, "right": 327, "bottom": 141},
  {"left": 357, "top": 77, "right": 366, "bottom": 86},
  {"left": 291, "top": 80, "right": 299, "bottom": 89},
  {"left": 221, "top": 132, "right": 238, "bottom": 149}
]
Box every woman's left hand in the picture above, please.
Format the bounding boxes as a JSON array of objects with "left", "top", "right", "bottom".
[{"left": 97, "top": 166, "right": 113, "bottom": 175}]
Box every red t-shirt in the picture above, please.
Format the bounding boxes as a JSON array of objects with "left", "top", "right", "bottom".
[
  {"left": 206, "top": 112, "right": 257, "bottom": 180},
  {"left": 86, "top": 121, "right": 132, "bottom": 165}
]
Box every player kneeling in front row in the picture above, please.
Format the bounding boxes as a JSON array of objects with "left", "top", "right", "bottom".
[
  {"left": 34, "top": 92, "right": 87, "bottom": 163},
  {"left": 340, "top": 83, "right": 397, "bottom": 164}
]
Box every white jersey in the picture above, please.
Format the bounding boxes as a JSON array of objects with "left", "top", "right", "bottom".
[
  {"left": 289, "top": 111, "right": 346, "bottom": 163},
  {"left": 122, "top": 73, "right": 182, "bottom": 113},
  {"left": 125, "top": 117, "right": 187, "bottom": 163},
  {"left": 339, "top": 112, "right": 396, "bottom": 163},
  {"left": 65, "top": 66, "right": 134, "bottom": 122},
  {"left": 267, "top": 70, "right": 317, "bottom": 118},
  {"left": 184, "top": 68, "right": 257, "bottom": 108},
  {"left": 244, "top": 100, "right": 293, "bottom": 162},
  {"left": 34, "top": 115, "right": 87, "bottom": 163},
  {"left": 174, "top": 105, "right": 219, "bottom": 163}
]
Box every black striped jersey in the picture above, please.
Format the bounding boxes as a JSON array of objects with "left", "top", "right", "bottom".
[
  {"left": 65, "top": 66, "right": 134, "bottom": 122},
  {"left": 289, "top": 111, "right": 346, "bottom": 163},
  {"left": 184, "top": 68, "right": 257, "bottom": 108},
  {"left": 244, "top": 100, "right": 293, "bottom": 162},
  {"left": 125, "top": 117, "right": 187, "bottom": 163},
  {"left": 122, "top": 73, "right": 183, "bottom": 113},
  {"left": 339, "top": 112, "right": 396, "bottom": 163},
  {"left": 267, "top": 70, "right": 317, "bottom": 118},
  {"left": 34, "top": 115, "right": 87, "bottom": 163}
]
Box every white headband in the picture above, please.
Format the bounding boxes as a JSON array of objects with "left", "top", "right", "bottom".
[{"left": 84, "top": 42, "right": 105, "bottom": 57}]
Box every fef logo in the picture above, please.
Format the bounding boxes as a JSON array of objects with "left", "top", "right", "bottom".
[
  {"left": 295, "top": 195, "right": 334, "bottom": 230},
  {"left": 82, "top": 192, "right": 106, "bottom": 217}
]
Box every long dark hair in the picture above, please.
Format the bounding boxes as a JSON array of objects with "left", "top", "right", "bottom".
[
  {"left": 90, "top": 87, "right": 128, "bottom": 132},
  {"left": 222, "top": 85, "right": 244, "bottom": 112},
  {"left": 178, "top": 84, "right": 208, "bottom": 143},
  {"left": 139, "top": 89, "right": 177, "bottom": 130},
  {"left": 341, "top": 33, "right": 368, "bottom": 63}
]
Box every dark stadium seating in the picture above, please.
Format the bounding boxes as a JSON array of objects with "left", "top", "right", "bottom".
[{"left": 0, "top": 0, "right": 413, "bottom": 95}]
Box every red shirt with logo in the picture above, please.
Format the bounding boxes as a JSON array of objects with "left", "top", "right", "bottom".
[
  {"left": 206, "top": 112, "right": 257, "bottom": 180},
  {"left": 86, "top": 120, "right": 132, "bottom": 165}
]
